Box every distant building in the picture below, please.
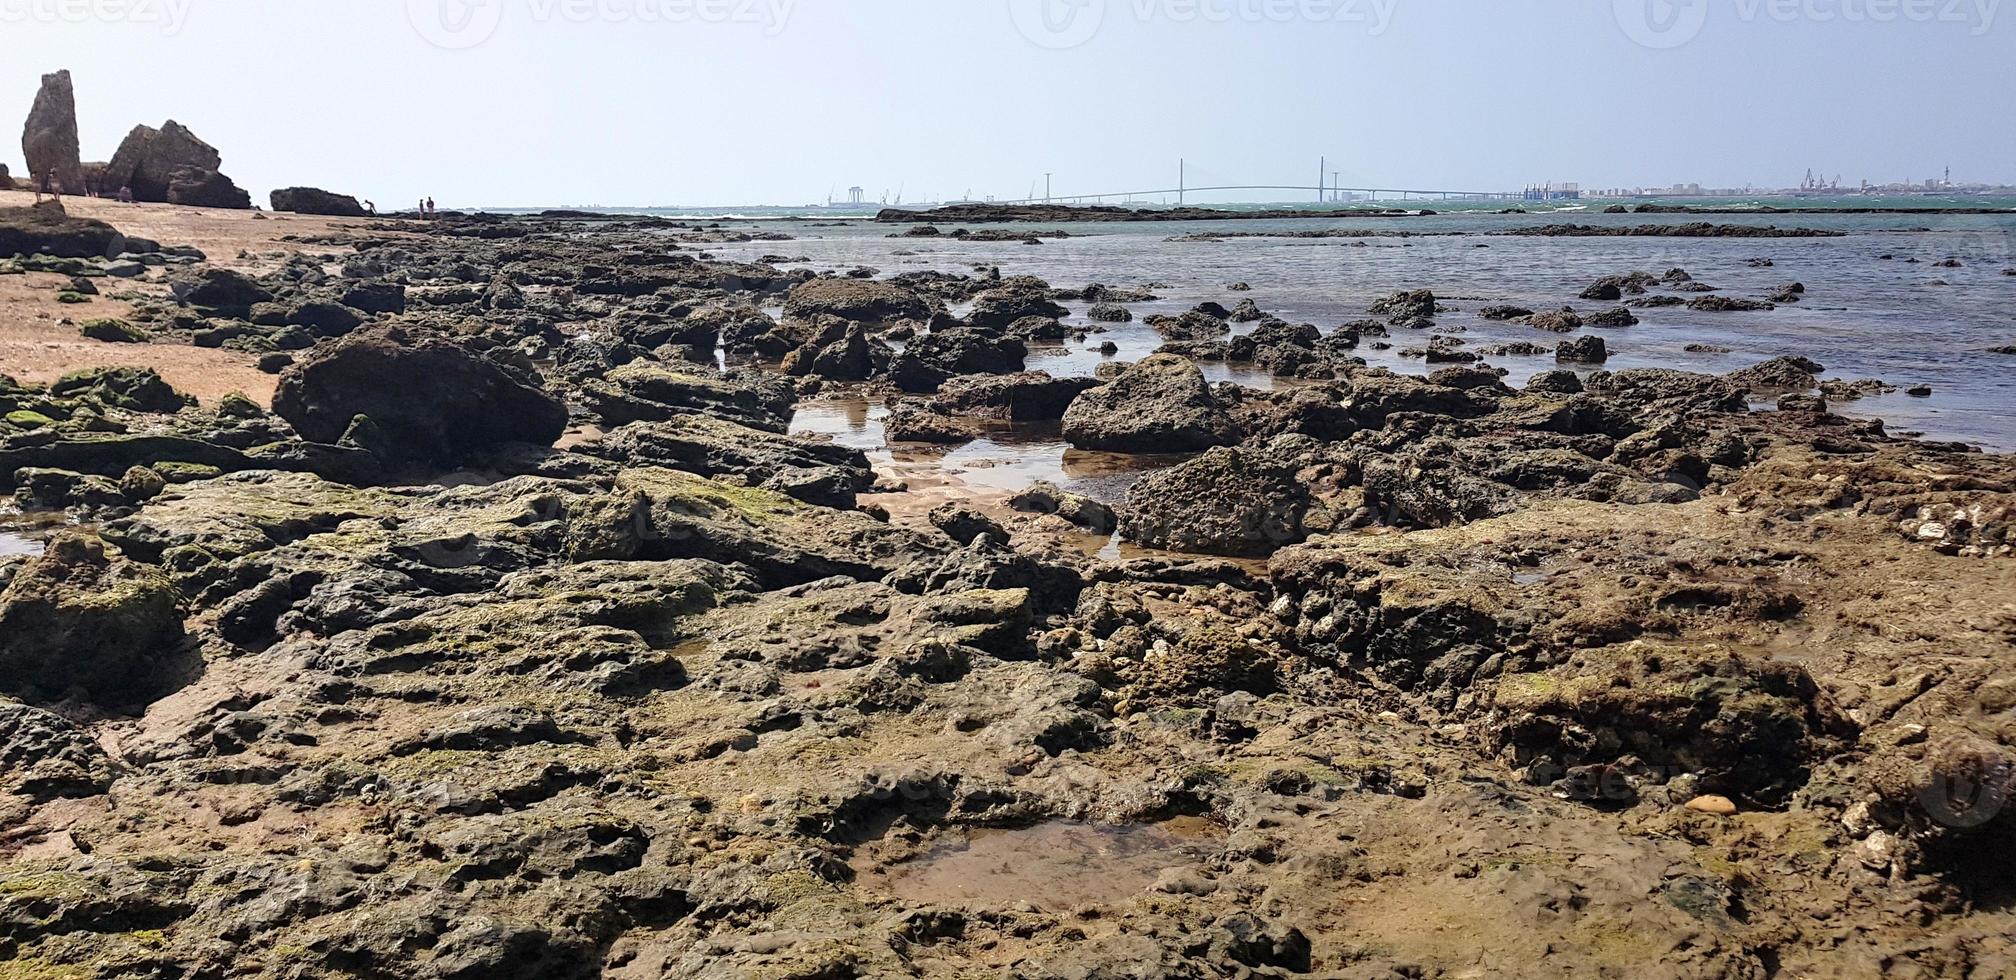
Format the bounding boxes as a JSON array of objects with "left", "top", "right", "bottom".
[{"left": 847, "top": 186, "right": 865, "bottom": 205}]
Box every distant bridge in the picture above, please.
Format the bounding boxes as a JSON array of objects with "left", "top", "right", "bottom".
[{"left": 989, "top": 184, "right": 1526, "bottom": 206}]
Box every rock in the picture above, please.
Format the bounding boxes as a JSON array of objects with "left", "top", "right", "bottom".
[
  {"left": 101, "top": 120, "right": 238, "bottom": 204},
  {"left": 1557, "top": 336, "right": 1609, "bottom": 363},
  {"left": 1688, "top": 295, "right": 1775, "bottom": 312},
  {"left": 0, "top": 532, "right": 183, "bottom": 707},
  {"left": 931, "top": 372, "right": 1099, "bottom": 422},
  {"left": 0, "top": 201, "right": 126, "bottom": 259},
  {"left": 80, "top": 318, "right": 147, "bottom": 343},
  {"left": 171, "top": 267, "right": 273, "bottom": 316},
  {"left": 884, "top": 406, "right": 977, "bottom": 444},
  {"left": 165, "top": 165, "right": 252, "bottom": 210},
  {"left": 1009, "top": 481, "right": 1117, "bottom": 533},
  {"left": 1579, "top": 278, "right": 1624, "bottom": 301},
  {"left": 888, "top": 328, "right": 1026, "bottom": 394},
  {"left": 21, "top": 70, "right": 85, "bottom": 194},
  {"left": 1524, "top": 309, "right": 1584, "bottom": 333},
  {"left": 1908, "top": 385, "right": 1933, "bottom": 398},
  {"left": 1526, "top": 369, "right": 1585, "bottom": 394},
  {"left": 1480, "top": 304, "right": 1534, "bottom": 321},
  {"left": 1768, "top": 282, "right": 1807, "bottom": 303},
  {"left": 1686, "top": 795, "right": 1739, "bottom": 816},
  {"left": 929, "top": 505, "right": 1008, "bottom": 546},
  {"left": 256, "top": 352, "right": 295, "bottom": 374},
  {"left": 273, "top": 323, "right": 568, "bottom": 467},
  {"left": 48, "top": 366, "right": 192, "bottom": 413},
  {"left": 782, "top": 278, "right": 928, "bottom": 323},
  {"left": 1061, "top": 353, "right": 1240, "bottom": 453},
  {"left": 1087, "top": 302, "right": 1132, "bottom": 322},
  {"left": 1144, "top": 310, "right": 1230, "bottom": 341},
  {"left": 340, "top": 280, "right": 407, "bottom": 315},
  {"left": 968, "top": 278, "right": 1068, "bottom": 329},
  {"left": 1777, "top": 393, "right": 1828, "bottom": 413},
  {"left": 0, "top": 701, "right": 120, "bottom": 799},
  {"left": 1728, "top": 355, "right": 1824, "bottom": 392},
  {"left": 1584, "top": 307, "right": 1639, "bottom": 328},
  {"left": 1121, "top": 445, "right": 1324, "bottom": 557},
  {"left": 270, "top": 187, "right": 370, "bottom": 217},
  {"left": 579, "top": 416, "right": 873, "bottom": 507},
  {"left": 1369, "top": 289, "right": 1438, "bottom": 327}
]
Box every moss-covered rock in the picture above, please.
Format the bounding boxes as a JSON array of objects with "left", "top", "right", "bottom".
[
  {"left": 79, "top": 318, "right": 147, "bottom": 343},
  {"left": 0, "top": 532, "right": 184, "bottom": 707}
]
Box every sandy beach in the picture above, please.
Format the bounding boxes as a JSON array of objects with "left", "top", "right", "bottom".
[{"left": 0, "top": 189, "right": 372, "bottom": 405}]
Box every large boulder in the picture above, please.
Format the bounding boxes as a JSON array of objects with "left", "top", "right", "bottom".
[
  {"left": 273, "top": 323, "right": 568, "bottom": 466},
  {"left": 1061, "top": 353, "right": 1240, "bottom": 453},
  {"left": 932, "top": 371, "right": 1101, "bottom": 422},
  {"left": 270, "top": 186, "right": 370, "bottom": 217},
  {"left": 781, "top": 278, "right": 929, "bottom": 323},
  {"left": 967, "top": 278, "right": 1068, "bottom": 329},
  {"left": 101, "top": 120, "right": 240, "bottom": 204},
  {"left": 165, "top": 165, "right": 251, "bottom": 210},
  {"left": 0, "top": 532, "right": 183, "bottom": 708},
  {"left": 0, "top": 201, "right": 126, "bottom": 259},
  {"left": 171, "top": 267, "right": 274, "bottom": 316},
  {"left": 21, "top": 70, "right": 85, "bottom": 194},
  {"left": 1120, "top": 445, "right": 1323, "bottom": 557},
  {"left": 888, "top": 328, "right": 1026, "bottom": 394}
]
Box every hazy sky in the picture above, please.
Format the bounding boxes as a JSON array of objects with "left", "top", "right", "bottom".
[{"left": 7, "top": 0, "right": 2012, "bottom": 207}]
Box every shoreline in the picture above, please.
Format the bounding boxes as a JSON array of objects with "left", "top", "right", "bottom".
[{"left": 3, "top": 200, "right": 2015, "bottom": 978}]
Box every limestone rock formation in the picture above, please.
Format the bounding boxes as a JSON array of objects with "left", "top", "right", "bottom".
[
  {"left": 21, "top": 69, "right": 84, "bottom": 193},
  {"left": 101, "top": 120, "right": 247, "bottom": 208},
  {"left": 271, "top": 186, "right": 370, "bottom": 217}
]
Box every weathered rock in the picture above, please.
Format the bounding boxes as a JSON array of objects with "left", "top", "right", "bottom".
[
  {"left": 0, "top": 201, "right": 126, "bottom": 259},
  {"left": 1009, "top": 480, "right": 1117, "bottom": 532},
  {"left": 1557, "top": 335, "right": 1609, "bottom": 363},
  {"left": 782, "top": 278, "right": 928, "bottom": 323},
  {"left": 0, "top": 532, "right": 182, "bottom": 707},
  {"left": 1061, "top": 354, "right": 1239, "bottom": 453},
  {"left": 1122, "top": 445, "right": 1324, "bottom": 556},
  {"left": 165, "top": 166, "right": 251, "bottom": 210},
  {"left": 931, "top": 371, "right": 1099, "bottom": 422},
  {"left": 884, "top": 406, "right": 978, "bottom": 444},
  {"left": 1728, "top": 355, "right": 1824, "bottom": 393},
  {"left": 273, "top": 323, "right": 568, "bottom": 466},
  {"left": 101, "top": 120, "right": 234, "bottom": 203},
  {"left": 21, "top": 70, "right": 84, "bottom": 194},
  {"left": 580, "top": 416, "right": 873, "bottom": 507},
  {"left": 888, "top": 328, "right": 1026, "bottom": 394},
  {"left": 966, "top": 277, "right": 1067, "bottom": 329},
  {"left": 170, "top": 267, "right": 273, "bottom": 316},
  {"left": 270, "top": 186, "right": 370, "bottom": 217}
]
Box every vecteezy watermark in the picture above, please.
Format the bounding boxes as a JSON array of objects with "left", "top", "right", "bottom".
[
  {"left": 1010, "top": 0, "right": 1398, "bottom": 50},
  {"left": 410, "top": 0, "right": 795, "bottom": 50},
  {"left": 1615, "top": 0, "right": 2001, "bottom": 49},
  {"left": 0, "top": 0, "right": 192, "bottom": 34}
]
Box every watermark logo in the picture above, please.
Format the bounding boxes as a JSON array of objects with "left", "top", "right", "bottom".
[
  {"left": 1616, "top": 0, "right": 2003, "bottom": 48},
  {"left": 1614, "top": 0, "right": 1710, "bottom": 48},
  {"left": 409, "top": 0, "right": 505, "bottom": 49},
  {"left": 1012, "top": 0, "right": 1398, "bottom": 49},
  {"left": 1009, "top": 0, "right": 1107, "bottom": 48},
  {"left": 409, "top": 0, "right": 795, "bottom": 49},
  {"left": 0, "top": 0, "right": 193, "bottom": 34},
  {"left": 1918, "top": 752, "right": 2012, "bottom": 829}
]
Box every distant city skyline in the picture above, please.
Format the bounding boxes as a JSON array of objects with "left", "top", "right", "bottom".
[{"left": 6, "top": 2, "right": 2012, "bottom": 208}]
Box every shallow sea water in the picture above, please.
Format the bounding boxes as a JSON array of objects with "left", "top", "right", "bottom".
[{"left": 708, "top": 209, "right": 2016, "bottom": 452}]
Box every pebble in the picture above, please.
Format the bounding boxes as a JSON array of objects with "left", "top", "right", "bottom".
[{"left": 1686, "top": 795, "right": 1739, "bottom": 817}]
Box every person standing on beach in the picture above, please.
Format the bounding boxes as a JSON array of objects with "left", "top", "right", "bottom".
[
  {"left": 117, "top": 185, "right": 134, "bottom": 204},
  {"left": 425, "top": 197, "right": 436, "bottom": 218},
  {"left": 33, "top": 171, "right": 59, "bottom": 204}
]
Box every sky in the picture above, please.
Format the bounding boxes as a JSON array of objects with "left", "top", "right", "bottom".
[{"left": 6, "top": 0, "right": 2013, "bottom": 208}]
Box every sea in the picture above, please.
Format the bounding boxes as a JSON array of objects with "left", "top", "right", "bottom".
[{"left": 509, "top": 196, "right": 2016, "bottom": 455}]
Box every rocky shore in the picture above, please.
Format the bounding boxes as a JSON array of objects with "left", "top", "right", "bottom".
[
  {"left": 876, "top": 204, "right": 1428, "bottom": 224},
  {"left": 3, "top": 198, "right": 2015, "bottom": 979}
]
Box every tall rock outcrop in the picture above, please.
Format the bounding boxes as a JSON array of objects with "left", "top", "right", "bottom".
[
  {"left": 21, "top": 70, "right": 84, "bottom": 193},
  {"left": 101, "top": 120, "right": 248, "bottom": 209}
]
